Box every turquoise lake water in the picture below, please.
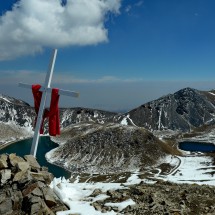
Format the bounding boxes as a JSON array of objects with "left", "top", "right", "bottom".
[{"left": 0, "top": 137, "right": 71, "bottom": 178}]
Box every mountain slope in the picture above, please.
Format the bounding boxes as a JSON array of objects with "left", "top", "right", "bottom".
[
  {"left": 117, "top": 88, "right": 215, "bottom": 132},
  {"left": 0, "top": 94, "right": 35, "bottom": 143},
  {"left": 47, "top": 123, "right": 170, "bottom": 174},
  {"left": 0, "top": 94, "right": 34, "bottom": 129}
]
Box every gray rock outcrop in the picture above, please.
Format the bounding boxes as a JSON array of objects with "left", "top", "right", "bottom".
[{"left": 0, "top": 153, "right": 67, "bottom": 215}]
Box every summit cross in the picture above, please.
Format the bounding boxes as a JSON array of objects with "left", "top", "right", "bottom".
[{"left": 19, "top": 49, "right": 79, "bottom": 157}]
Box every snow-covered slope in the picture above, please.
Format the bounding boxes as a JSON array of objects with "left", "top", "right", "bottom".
[
  {"left": 0, "top": 94, "right": 34, "bottom": 128},
  {"left": 60, "top": 107, "right": 117, "bottom": 128},
  {"left": 0, "top": 94, "right": 34, "bottom": 143}
]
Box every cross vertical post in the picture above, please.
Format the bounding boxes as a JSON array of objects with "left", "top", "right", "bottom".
[
  {"left": 19, "top": 49, "right": 79, "bottom": 158},
  {"left": 30, "top": 49, "right": 58, "bottom": 157}
]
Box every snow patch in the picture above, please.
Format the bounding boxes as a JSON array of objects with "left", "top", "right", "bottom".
[
  {"left": 2, "top": 97, "right": 12, "bottom": 103},
  {"left": 124, "top": 171, "right": 142, "bottom": 185},
  {"left": 154, "top": 155, "right": 215, "bottom": 185},
  {"left": 209, "top": 92, "right": 215, "bottom": 96},
  {"left": 120, "top": 117, "right": 128, "bottom": 125},
  {"left": 105, "top": 199, "right": 136, "bottom": 212},
  {"left": 120, "top": 114, "right": 137, "bottom": 126},
  {"left": 50, "top": 178, "right": 133, "bottom": 215}
]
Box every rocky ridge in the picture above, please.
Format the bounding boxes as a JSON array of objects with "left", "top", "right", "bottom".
[
  {"left": 0, "top": 153, "right": 67, "bottom": 215},
  {"left": 60, "top": 107, "right": 117, "bottom": 127},
  {"left": 116, "top": 87, "right": 215, "bottom": 132}
]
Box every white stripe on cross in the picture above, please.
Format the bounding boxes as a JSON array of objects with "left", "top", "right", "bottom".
[{"left": 19, "top": 49, "right": 79, "bottom": 157}]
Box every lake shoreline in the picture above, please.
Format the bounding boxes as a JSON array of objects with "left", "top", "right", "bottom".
[
  {"left": 0, "top": 134, "right": 54, "bottom": 151},
  {"left": 0, "top": 136, "right": 71, "bottom": 178},
  {"left": 0, "top": 137, "right": 32, "bottom": 150}
]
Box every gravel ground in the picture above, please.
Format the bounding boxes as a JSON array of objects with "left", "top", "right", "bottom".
[{"left": 91, "top": 180, "right": 215, "bottom": 215}]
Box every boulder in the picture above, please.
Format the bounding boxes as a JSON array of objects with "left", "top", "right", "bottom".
[
  {"left": 24, "top": 155, "right": 41, "bottom": 170},
  {"left": 22, "top": 183, "right": 39, "bottom": 197},
  {"left": 32, "top": 187, "right": 43, "bottom": 197},
  {"left": 30, "top": 172, "right": 46, "bottom": 182},
  {"left": 11, "top": 190, "right": 23, "bottom": 211},
  {"left": 13, "top": 170, "right": 32, "bottom": 184},
  {"left": 0, "top": 198, "right": 13, "bottom": 214},
  {"left": 16, "top": 161, "right": 30, "bottom": 173},
  {"left": 0, "top": 169, "right": 11, "bottom": 185},
  {"left": 9, "top": 154, "right": 25, "bottom": 167},
  {"left": 42, "top": 187, "right": 57, "bottom": 207},
  {"left": 39, "top": 171, "right": 54, "bottom": 184},
  {"left": 0, "top": 154, "right": 8, "bottom": 169},
  {"left": 0, "top": 191, "right": 6, "bottom": 204}
]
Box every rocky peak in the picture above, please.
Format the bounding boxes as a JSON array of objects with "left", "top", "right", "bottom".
[{"left": 121, "top": 88, "right": 215, "bottom": 132}]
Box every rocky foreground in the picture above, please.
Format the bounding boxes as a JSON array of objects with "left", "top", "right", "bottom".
[
  {"left": 0, "top": 153, "right": 67, "bottom": 215},
  {"left": 1, "top": 153, "right": 215, "bottom": 215}
]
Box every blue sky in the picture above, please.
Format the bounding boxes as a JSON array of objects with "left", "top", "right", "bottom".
[{"left": 1, "top": 0, "right": 215, "bottom": 111}]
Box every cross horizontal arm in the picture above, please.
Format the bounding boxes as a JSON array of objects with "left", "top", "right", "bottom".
[{"left": 19, "top": 82, "right": 79, "bottom": 98}]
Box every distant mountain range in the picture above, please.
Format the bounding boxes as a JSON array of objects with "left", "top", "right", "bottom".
[
  {"left": 0, "top": 93, "right": 116, "bottom": 132},
  {"left": 1, "top": 87, "right": 215, "bottom": 133}
]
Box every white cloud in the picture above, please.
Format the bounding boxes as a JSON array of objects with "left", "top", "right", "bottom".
[
  {"left": 0, "top": 0, "right": 121, "bottom": 60},
  {"left": 135, "top": 1, "right": 144, "bottom": 7},
  {"left": 124, "top": 1, "right": 143, "bottom": 14},
  {"left": 125, "top": 5, "right": 132, "bottom": 13}
]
